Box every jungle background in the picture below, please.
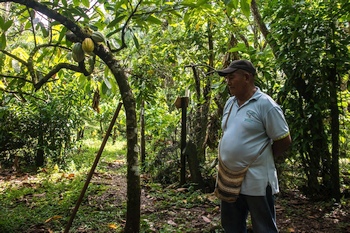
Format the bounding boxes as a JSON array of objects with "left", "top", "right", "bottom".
[{"left": 0, "top": 0, "right": 349, "bottom": 232}]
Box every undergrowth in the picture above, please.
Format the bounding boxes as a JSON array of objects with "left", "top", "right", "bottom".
[
  {"left": 0, "top": 138, "right": 127, "bottom": 233},
  {"left": 1, "top": 138, "right": 349, "bottom": 232},
  {"left": 0, "top": 138, "right": 220, "bottom": 233}
]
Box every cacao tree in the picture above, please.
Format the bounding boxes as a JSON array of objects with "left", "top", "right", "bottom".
[
  {"left": 253, "top": 0, "right": 350, "bottom": 200},
  {"left": 0, "top": 0, "right": 142, "bottom": 231}
]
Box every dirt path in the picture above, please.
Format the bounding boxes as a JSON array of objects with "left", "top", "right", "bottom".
[
  {"left": 98, "top": 161, "right": 350, "bottom": 233},
  {"left": 1, "top": 160, "right": 349, "bottom": 232}
]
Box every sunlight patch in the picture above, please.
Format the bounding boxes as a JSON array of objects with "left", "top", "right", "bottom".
[{"left": 131, "top": 165, "right": 139, "bottom": 176}]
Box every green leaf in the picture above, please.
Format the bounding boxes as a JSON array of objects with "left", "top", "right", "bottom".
[
  {"left": 103, "top": 77, "right": 112, "bottom": 89},
  {"left": 224, "top": 0, "right": 238, "bottom": 8},
  {"left": 233, "top": 0, "right": 239, "bottom": 8},
  {"left": 61, "top": 0, "right": 67, "bottom": 7},
  {"left": 107, "top": 15, "right": 126, "bottom": 28},
  {"left": 73, "top": 0, "right": 80, "bottom": 7},
  {"left": 228, "top": 43, "right": 247, "bottom": 52},
  {"left": 0, "top": 16, "right": 4, "bottom": 29},
  {"left": 101, "top": 81, "right": 108, "bottom": 95},
  {"left": 146, "top": 15, "right": 163, "bottom": 25},
  {"left": 240, "top": 0, "right": 251, "bottom": 17},
  {"left": 82, "top": 0, "right": 90, "bottom": 8},
  {"left": 181, "top": 0, "right": 197, "bottom": 7},
  {"left": 58, "top": 27, "right": 67, "bottom": 43},
  {"left": 39, "top": 22, "right": 49, "bottom": 38},
  {"left": 132, "top": 33, "right": 139, "bottom": 50},
  {"left": 70, "top": 7, "right": 90, "bottom": 19},
  {"left": 4, "top": 20, "right": 13, "bottom": 31},
  {"left": 0, "top": 33, "right": 6, "bottom": 50}
]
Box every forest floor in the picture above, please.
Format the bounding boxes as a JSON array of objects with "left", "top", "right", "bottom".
[
  {"left": 1, "top": 155, "right": 350, "bottom": 232},
  {"left": 93, "top": 160, "right": 350, "bottom": 233}
]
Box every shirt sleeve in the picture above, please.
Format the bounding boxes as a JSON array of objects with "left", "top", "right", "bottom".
[{"left": 264, "top": 106, "right": 290, "bottom": 141}]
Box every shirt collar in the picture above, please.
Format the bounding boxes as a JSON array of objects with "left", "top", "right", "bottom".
[{"left": 232, "top": 86, "right": 262, "bottom": 106}]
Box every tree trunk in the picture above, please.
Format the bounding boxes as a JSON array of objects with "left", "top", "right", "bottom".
[
  {"left": 250, "top": 0, "right": 278, "bottom": 55},
  {"left": 101, "top": 63, "right": 140, "bottom": 233},
  {"left": 295, "top": 76, "right": 332, "bottom": 198},
  {"left": 185, "top": 140, "right": 204, "bottom": 191},
  {"left": 140, "top": 100, "right": 146, "bottom": 170},
  {"left": 3, "top": 1, "right": 141, "bottom": 231},
  {"left": 329, "top": 67, "right": 341, "bottom": 202},
  {"left": 36, "top": 116, "right": 44, "bottom": 167}
]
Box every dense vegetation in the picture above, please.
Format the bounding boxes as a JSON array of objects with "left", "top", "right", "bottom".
[{"left": 0, "top": 0, "right": 349, "bottom": 232}]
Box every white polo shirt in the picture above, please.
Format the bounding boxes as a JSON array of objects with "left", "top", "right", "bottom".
[{"left": 219, "top": 87, "right": 290, "bottom": 196}]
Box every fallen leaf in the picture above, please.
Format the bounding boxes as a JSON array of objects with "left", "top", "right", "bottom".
[
  {"left": 108, "top": 223, "right": 119, "bottom": 229},
  {"left": 202, "top": 216, "right": 211, "bottom": 223},
  {"left": 167, "top": 220, "right": 177, "bottom": 226},
  {"left": 45, "top": 215, "right": 62, "bottom": 223},
  {"left": 176, "top": 187, "right": 187, "bottom": 192}
]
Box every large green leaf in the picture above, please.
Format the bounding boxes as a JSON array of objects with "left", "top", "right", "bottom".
[
  {"left": 81, "top": 0, "right": 90, "bottom": 8},
  {"left": 0, "top": 33, "right": 6, "bottom": 50},
  {"left": 107, "top": 15, "right": 127, "bottom": 29},
  {"left": 3, "top": 20, "right": 13, "bottom": 31},
  {"left": 240, "top": 0, "right": 251, "bottom": 17},
  {"left": 146, "top": 15, "right": 163, "bottom": 25},
  {"left": 0, "top": 16, "right": 3, "bottom": 29},
  {"left": 228, "top": 43, "right": 247, "bottom": 52}
]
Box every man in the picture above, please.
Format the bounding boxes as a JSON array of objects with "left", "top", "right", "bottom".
[{"left": 216, "top": 60, "right": 292, "bottom": 233}]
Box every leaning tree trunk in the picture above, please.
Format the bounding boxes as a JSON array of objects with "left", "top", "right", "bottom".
[
  {"left": 3, "top": 1, "right": 141, "bottom": 232},
  {"left": 250, "top": 0, "right": 278, "bottom": 55}
]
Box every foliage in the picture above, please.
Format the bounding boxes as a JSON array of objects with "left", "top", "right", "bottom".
[
  {"left": 1, "top": 2, "right": 350, "bottom": 228},
  {"left": 0, "top": 139, "right": 126, "bottom": 233},
  {"left": 266, "top": 0, "right": 350, "bottom": 199},
  {"left": 0, "top": 88, "right": 87, "bottom": 168}
]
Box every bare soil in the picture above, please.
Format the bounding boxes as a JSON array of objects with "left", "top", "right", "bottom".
[
  {"left": 1, "top": 160, "right": 349, "bottom": 233},
  {"left": 96, "top": 161, "right": 350, "bottom": 233}
]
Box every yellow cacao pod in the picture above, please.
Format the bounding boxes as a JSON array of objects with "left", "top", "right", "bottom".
[{"left": 82, "top": 38, "right": 94, "bottom": 53}]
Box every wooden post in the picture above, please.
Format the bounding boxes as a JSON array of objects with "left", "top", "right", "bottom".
[
  {"left": 140, "top": 100, "right": 146, "bottom": 170},
  {"left": 64, "top": 102, "right": 123, "bottom": 233},
  {"left": 175, "top": 97, "right": 189, "bottom": 185}
]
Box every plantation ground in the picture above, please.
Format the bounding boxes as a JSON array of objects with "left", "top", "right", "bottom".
[
  {"left": 1, "top": 139, "right": 349, "bottom": 232},
  {"left": 1, "top": 158, "right": 349, "bottom": 232}
]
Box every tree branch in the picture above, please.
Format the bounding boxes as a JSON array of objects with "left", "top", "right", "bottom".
[
  {"left": 34, "top": 62, "right": 85, "bottom": 91},
  {"left": 0, "top": 88, "right": 46, "bottom": 102},
  {"left": 108, "top": 0, "right": 143, "bottom": 53},
  {"left": 0, "top": 49, "right": 28, "bottom": 66},
  {"left": 250, "top": 0, "right": 277, "bottom": 55},
  {"left": 0, "top": 74, "right": 31, "bottom": 83},
  {"left": 0, "top": 0, "right": 89, "bottom": 39}
]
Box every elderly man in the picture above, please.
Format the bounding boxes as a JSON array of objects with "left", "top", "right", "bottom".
[{"left": 216, "top": 60, "right": 292, "bottom": 233}]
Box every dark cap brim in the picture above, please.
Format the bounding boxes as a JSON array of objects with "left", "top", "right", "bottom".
[
  {"left": 216, "top": 60, "right": 257, "bottom": 77},
  {"left": 217, "top": 67, "right": 238, "bottom": 76}
]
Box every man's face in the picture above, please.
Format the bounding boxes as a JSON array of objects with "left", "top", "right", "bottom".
[{"left": 224, "top": 70, "right": 248, "bottom": 96}]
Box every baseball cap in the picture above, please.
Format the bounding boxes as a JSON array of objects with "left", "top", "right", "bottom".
[{"left": 217, "top": 60, "right": 256, "bottom": 76}]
